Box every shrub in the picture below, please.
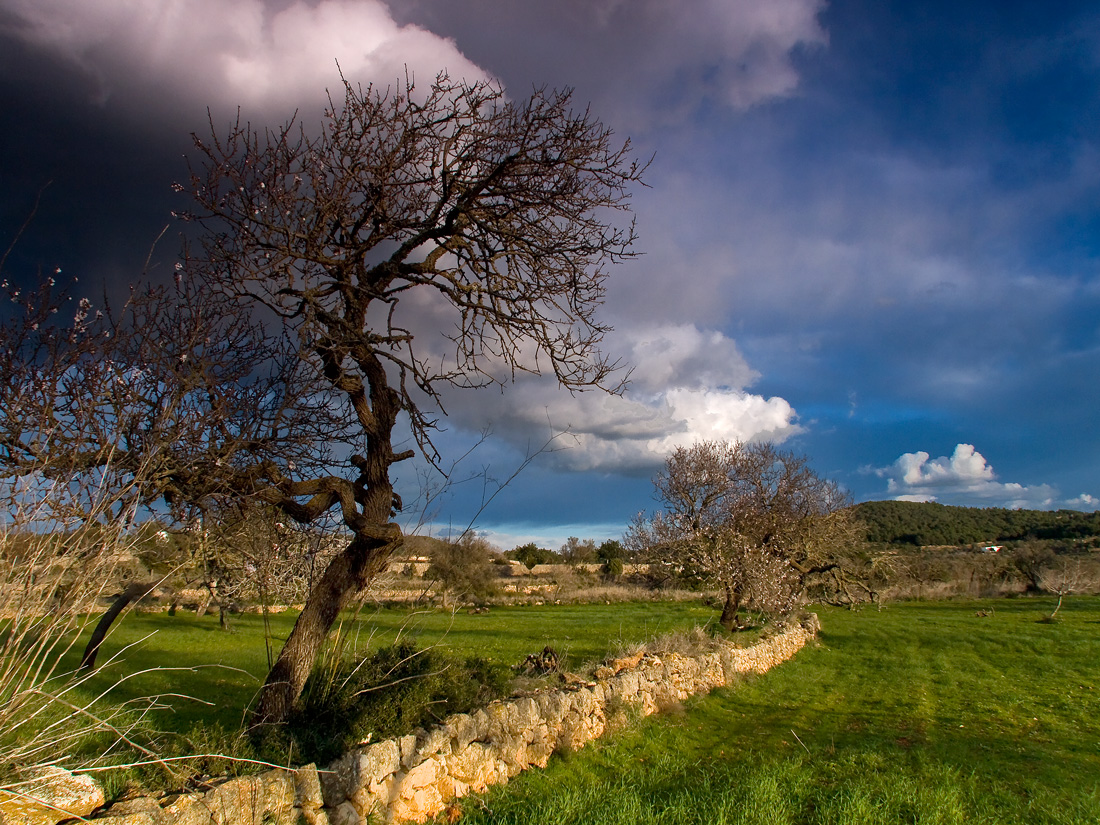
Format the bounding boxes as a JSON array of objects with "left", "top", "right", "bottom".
[
  {"left": 507, "top": 543, "right": 559, "bottom": 569},
  {"left": 602, "top": 557, "right": 625, "bottom": 581},
  {"left": 425, "top": 535, "right": 500, "bottom": 606},
  {"left": 272, "top": 641, "right": 511, "bottom": 764}
]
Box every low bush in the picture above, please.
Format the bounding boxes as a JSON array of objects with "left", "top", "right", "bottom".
[{"left": 268, "top": 641, "right": 512, "bottom": 764}]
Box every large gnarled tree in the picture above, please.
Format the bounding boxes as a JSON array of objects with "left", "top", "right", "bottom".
[{"left": 181, "top": 73, "right": 646, "bottom": 727}]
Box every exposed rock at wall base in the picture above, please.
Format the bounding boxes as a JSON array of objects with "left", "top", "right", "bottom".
[
  {"left": 0, "top": 767, "right": 106, "bottom": 825},
  {"left": 67, "top": 613, "right": 819, "bottom": 825}
]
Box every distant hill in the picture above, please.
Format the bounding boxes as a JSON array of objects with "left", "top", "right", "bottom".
[{"left": 852, "top": 500, "right": 1100, "bottom": 547}]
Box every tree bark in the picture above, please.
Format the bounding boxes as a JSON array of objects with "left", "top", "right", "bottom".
[
  {"left": 249, "top": 530, "right": 402, "bottom": 731},
  {"left": 719, "top": 584, "right": 743, "bottom": 632},
  {"left": 80, "top": 581, "right": 157, "bottom": 670}
]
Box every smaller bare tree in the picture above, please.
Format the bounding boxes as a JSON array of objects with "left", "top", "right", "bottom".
[
  {"left": 424, "top": 533, "right": 499, "bottom": 606},
  {"left": 1039, "top": 557, "right": 1098, "bottom": 621},
  {"left": 627, "top": 440, "right": 858, "bottom": 630},
  {"left": 0, "top": 275, "right": 171, "bottom": 794}
]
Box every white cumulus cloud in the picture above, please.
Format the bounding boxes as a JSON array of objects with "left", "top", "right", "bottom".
[
  {"left": 0, "top": 0, "right": 489, "bottom": 115},
  {"left": 440, "top": 323, "right": 801, "bottom": 473},
  {"left": 1065, "top": 493, "right": 1099, "bottom": 510},
  {"left": 874, "top": 443, "right": 1069, "bottom": 509}
]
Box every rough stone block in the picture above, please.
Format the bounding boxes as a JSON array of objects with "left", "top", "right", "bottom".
[
  {"left": 390, "top": 783, "right": 443, "bottom": 824},
  {"left": 329, "top": 800, "right": 360, "bottom": 825},
  {"left": 442, "top": 712, "right": 479, "bottom": 752},
  {"left": 357, "top": 740, "right": 401, "bottom": 788},
  {"left": 445, "top": 742, "right": 498, "bottom": 790},
  {"left": 256, "top": 769, "right": 297, "bottom": 822},
  {"left": 320, "top": 752, "right": 352, "bottom": 807},
  {"left": 484, "top": 700, "right": 521, "bottom": 739},
  {"left": 0, "top": 767, "right": 105, "bottom": 825},
  {"left": 95, "top": 795, "right": 171, "bottom": 825},
  {"left": 203, "top": 775, "right": 265, "bottom": 825},
  {"left": 398, "top": 734, "right": 419, "bottom": 768},
  {"left": 93, "top": 813, "right": 160, "bottom": 825},
  {"left": 526, "top": 738, "right": 554, "bottom": 769},
  {"left": 533, "top": 691, "right": 568, "bottom": 724},
  {"left": 295, "top": 763, "right": 324, "bottom": 809},
  {"left": 350, "top": 773, "right": 393, "bottom": 817},
  {"left": 512, "top": 696, "right": 539, "bottom": 731},
  {"left": 324, "top": 740, "right": 401, "bottom": 805},
  {"left": 157, "top": 792, "right": 210, "bottom": 825},
  {"left": 399, "top": 758, "right": 441, "bottom": 794}
]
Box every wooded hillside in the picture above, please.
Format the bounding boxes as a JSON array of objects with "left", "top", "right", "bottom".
[{"left": 853, "top": 500, "right": 1100, "bottom": 546}]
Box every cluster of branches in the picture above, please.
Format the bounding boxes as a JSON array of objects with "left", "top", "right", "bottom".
[
  {"left": 2, "top": 71, "right": 645, "bottom": 730},
  {"left": 626, "top": 441, "right": 862, "bottom": 630},
  {"left": 182, "top": 73, "right": 644, "bottom": 726}
]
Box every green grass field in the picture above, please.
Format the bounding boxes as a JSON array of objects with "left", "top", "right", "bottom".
[
  {"left": 453, "top": 596, "right": 1100, "bottom": 825},
  {"left": 63, "top": 596, "right": 1100, "bottom": 822},
  {"left": 70, "top": 600, "right": 719, "bottom": 732}
]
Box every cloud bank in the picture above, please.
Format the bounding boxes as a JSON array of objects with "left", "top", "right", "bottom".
[
  {"left": 441, "top": 323, "right": 801, "bottom": 474},
  {"left": 0, "top": 0, "right": 489, "bottom": 115},
  {"left": 579, "top": 0, "right": 828, "bottom": 112},
  {"left": 872, "top": 443, "right": 1086, "bottom": 509}
]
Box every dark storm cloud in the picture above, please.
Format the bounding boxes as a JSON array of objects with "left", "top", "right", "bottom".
[{"left": 1, "top": 0, "right": 1098, "bottom": 547}]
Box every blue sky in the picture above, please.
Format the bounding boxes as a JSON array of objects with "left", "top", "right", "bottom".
[{"left": 1, "top": 0, "right": 1098, "bottom": 549}]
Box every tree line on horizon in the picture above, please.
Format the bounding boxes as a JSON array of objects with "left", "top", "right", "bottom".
[{"left": 853, "top": 500, "right": 1100, "bottom": 548}]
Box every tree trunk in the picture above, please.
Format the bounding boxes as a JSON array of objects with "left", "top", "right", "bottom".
[
  {"left": 1049, "top": 592, "right": 1065, "bottom": 620},
  {"left": 249, "top": 531, "right": 402, "bottom": 731},
  {"left": 719, "top": 585, "right": 743, "bottom": 632},
  {"left": 80, "top": 581, "right": 157, "bottom": 670}
]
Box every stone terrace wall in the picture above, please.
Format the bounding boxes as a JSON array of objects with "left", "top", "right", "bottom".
[{"left": 82, "top": 614, "right": 819, "bottom": 825}]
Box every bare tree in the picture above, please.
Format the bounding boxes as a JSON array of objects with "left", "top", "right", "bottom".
[
  {"left": 176, "top": 72, "right": 646, "bottom": 727},
  {"left": 1, "top": 268, "right": 332, "bottom": 681},
  {"left": 0, "top": 277, "right": 174, "bottom": 790},
  {"left": 627, "top": 441, "right": 857, "bottom": 630},
  {"left": 560, "top": 536, "right": 597, "bottom": 565},
  {"left": 1039, "top": 557, "right": 1098, "bottom": 620},
  {"left": 425, "top": 533, "right": 499, "bottom": 607}
]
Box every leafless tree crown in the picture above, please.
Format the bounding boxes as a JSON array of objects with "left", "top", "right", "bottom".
[
  {"left": 628, "top": 440, "right": 857, "bottom": 628},
  {"left": 185, "top": 72, "right": 646, "bottom": 463},
  {"left": 1, "top": 72, "right": 648, "bottom": 727},
  {"left": 181, "top": 73, "right": 646, "bottom": 724}
]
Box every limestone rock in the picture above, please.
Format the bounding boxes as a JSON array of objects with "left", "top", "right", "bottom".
[
  {"left": 390, "top": 782, "right": 444, "bottom": 824},
  {"left": 398, "top": 734, "right": 419, "bottom": 769},
  {"left": 295, "top": 763, "right": 324, "bottom": 810},
  {"left": 329, "top": 800, "right": 360, "bottom": 825},
  {"left": 322, "top": 740, "right": 400, "bottom": 806},
  {"left": 94, "top": 813, "right": 161, "bottom": 825},
  {"left": 95, "top": 796, "right": 166, "bottom": 824},
  {"left": 442, "top": 712, "right": 486, "bottom": 752},
  {"left": 203, "top": 775, "right": 265, "bottom": 825},
  {"left": 73, "top": 616, "right": 819, "bottom": 825},
  {"left": 0, "top": 767, "right": 105, "bottom": 825}
]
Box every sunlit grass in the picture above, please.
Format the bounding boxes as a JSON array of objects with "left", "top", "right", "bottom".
[
  {"left": 57, "top": 596, "right": 1100, "bottom": 822},
  {"left": 66, "top": 600, "right": 720, "bottom": 731},
  {"left": 454, "top": 596, "right": 1100, "bottom": 825}
]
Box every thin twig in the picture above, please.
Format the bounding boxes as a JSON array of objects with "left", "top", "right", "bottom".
[{"left": 791, "top": 728, "right": 811, "bottom": 756}]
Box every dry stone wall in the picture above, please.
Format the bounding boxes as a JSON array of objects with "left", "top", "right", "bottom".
[{"left": 62, "top": 614, "right": 820, "bottom": 825}]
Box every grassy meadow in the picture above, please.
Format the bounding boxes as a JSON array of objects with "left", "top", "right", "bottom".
[
  {"left": 58, "top": 596, "right": 1100, "bottom": 822},
  {"left": 454, "top": 596, "right": 1100, "bottom": 825},
  {"left": 68, "top": 600, "right": 720, "bottom": 733}
]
